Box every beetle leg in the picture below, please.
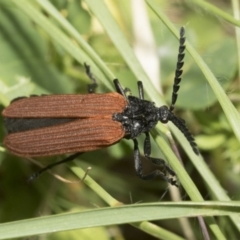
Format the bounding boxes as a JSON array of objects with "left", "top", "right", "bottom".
[
  {"left": 113, "top": 79, "right": 130, "bottom": 104},
  {"left": 28, "top": 152, "right": 83, "bottom": 182},
  {"left": 133, "top": 138, "right": 178, "bottom": 187},
  {"left": 84, "top": 63, "right": 98, "bottom": 93},
  {"left": 144, "top": 132, "right": 176, "bottom": 176},
  {"left": 137, "top": 81, "right": 144, "bottom": 100},
  {"left": 113, "top": 79, "right": 126, "bottom": 97}
]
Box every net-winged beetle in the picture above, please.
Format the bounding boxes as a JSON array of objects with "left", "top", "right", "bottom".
[{"left": 2, "top": 27, "right": 198, "bottom": 186}]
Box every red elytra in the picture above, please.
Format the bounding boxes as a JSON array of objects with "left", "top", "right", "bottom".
[{"left": 2, "top": 92, "right": 127, "bottom": 157}]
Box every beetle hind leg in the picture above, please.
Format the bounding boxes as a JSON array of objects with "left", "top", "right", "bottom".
[{"left": 28, "top": 153, "right": 83, "bottom": 182}]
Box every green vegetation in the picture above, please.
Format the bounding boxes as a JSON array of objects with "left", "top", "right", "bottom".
[{"left": 0, "top": 0, "right": 240, "bottom": 239}]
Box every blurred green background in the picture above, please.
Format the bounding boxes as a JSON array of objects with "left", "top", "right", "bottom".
[{"left": 0, "top": 0, "right": 240, "bottom": 239}]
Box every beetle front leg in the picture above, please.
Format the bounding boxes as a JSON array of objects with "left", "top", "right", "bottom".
[
  {"left": 133, "top": 139, "right": 178, "bottom": 186},
  {"left": 137, "top": 81, "right": 144, "bottom": 100},
  {"left": 113, "top": 79, "right": 130, "bottom": 102},
  {"left": 143, "top": 132, "right": 177, "bottom": 184}
]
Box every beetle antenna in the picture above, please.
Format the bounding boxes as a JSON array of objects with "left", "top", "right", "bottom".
[
  {"left": 168, "top": 28, "right": 199, "bottom": 155},
  {"left": 170, "top": 27, "right": 186, "bottom": 112},
  {"left": 169, "top": 114, "right": 199, "bottom": 155}
]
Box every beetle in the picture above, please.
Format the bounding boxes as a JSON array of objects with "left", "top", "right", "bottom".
[{"left": 2, "top": 27, "right": 198, "bottom": 186}]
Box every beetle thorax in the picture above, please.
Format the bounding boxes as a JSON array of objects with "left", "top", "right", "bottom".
[{"left": 113, "top": 96, "right": 160, "bottom": 138}]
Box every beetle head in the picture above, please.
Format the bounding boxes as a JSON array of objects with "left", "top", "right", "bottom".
[{"left": 157, "top": 105, "right": 170, "bottom": 123}]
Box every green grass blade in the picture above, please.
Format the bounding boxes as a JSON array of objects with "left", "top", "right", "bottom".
[
  {"left": 0, "top": 201, "right": 239, "bottom": 240},
  {"left": 146, "top": 0, "right": 240, "bottom": 232},
  {"left": 187, "top": 0, "right": 240, "bottom": 27},
  {"left": 147, "top": 0, "right": 240, "bottom": 145}
]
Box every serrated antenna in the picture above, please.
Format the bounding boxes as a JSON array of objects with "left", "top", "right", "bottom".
[
  {"left": 170, "top": 27, "right": 186, "bottom": 112},
  {"left": 169, "top": 114, "right": 199, "bottom": 155},
  {"left": 168, "top": 27, "right": 199, "bottom": 155}
]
